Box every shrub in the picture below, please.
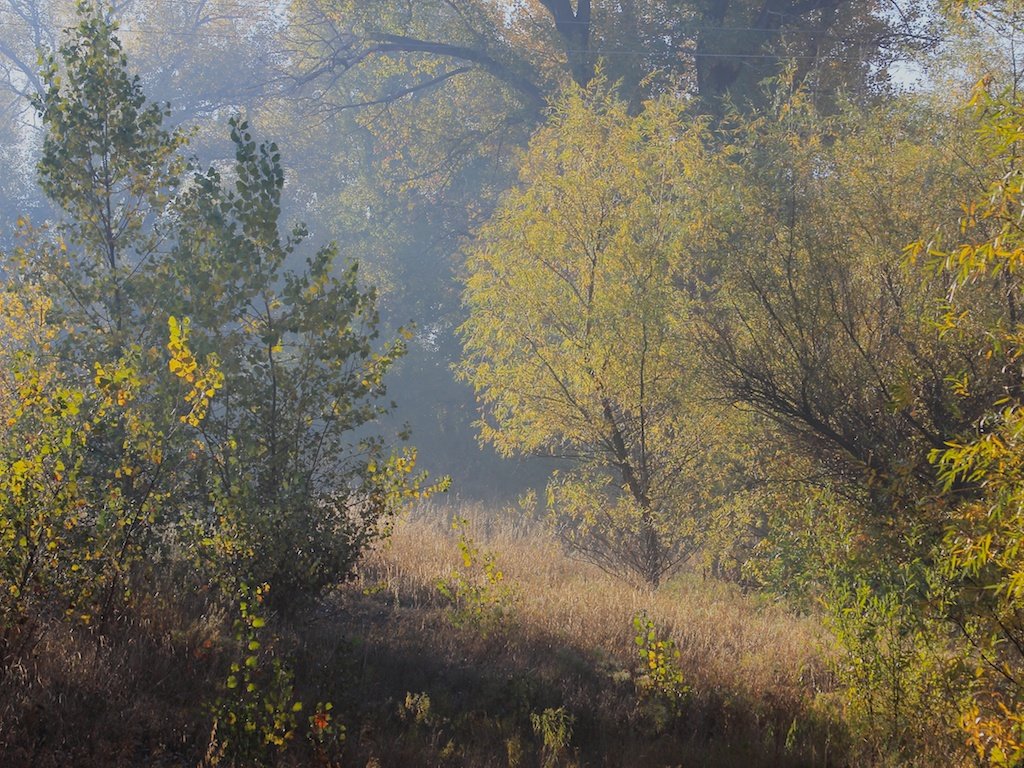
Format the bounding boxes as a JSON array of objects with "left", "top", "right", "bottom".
[
  {"left": 632, "top": 612, "right": 689, "bottom": 720},
  {"left": 436, "top": 516, "right": 514, "bottom": 634},
  {"left": 530, "top": 706, "right": 575, "bottom": 768},
  {"left": 823, "top": 563, "right": 971, "bottom": 763}
]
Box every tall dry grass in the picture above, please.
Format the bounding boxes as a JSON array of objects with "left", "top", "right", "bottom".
[
  {"left": 343, "top": 502, "right": 846, "bottom": 766},
  {"left": 1, "top": 502, "right": 850, "bottom": 767},
  {"left": 369, "top": 504, "right": 830, "bottom": 695}
]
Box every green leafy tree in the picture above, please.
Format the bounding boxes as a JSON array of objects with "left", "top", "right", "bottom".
[
  {"left": 166, "top": 116, "right": 443, "bottom": 598},
  {"left": 29, "top": 0, "right": 188, "bottom": 357},
  {"left": 11, "top": 2, "right": 437, "bottom": 603}
]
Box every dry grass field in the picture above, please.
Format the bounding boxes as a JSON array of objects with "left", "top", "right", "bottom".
[
  {"left": 328, "top": 506, "right": 847, "bottom": 767},
  {"left": 1, "top": 505, "right": 851, "bottom": 767}
]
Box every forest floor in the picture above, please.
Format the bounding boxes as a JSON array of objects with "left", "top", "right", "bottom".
[{"left": 1, "top": 508, "right": 850, "bottom": 767}]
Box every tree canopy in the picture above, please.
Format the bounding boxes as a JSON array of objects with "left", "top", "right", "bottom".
[{"left": 460, "top": 82, "right": 734, "bottom": 584}]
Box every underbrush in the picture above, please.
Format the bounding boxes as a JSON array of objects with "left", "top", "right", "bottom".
[
  {"left": 345, "top": 509, "right": 844, "bottom": 767},
  {"left": 3, "top": 507, "right": 852, "bottom": 767},
  {"left": 1, "top": 579, "right": 225, "bottom": 766}
]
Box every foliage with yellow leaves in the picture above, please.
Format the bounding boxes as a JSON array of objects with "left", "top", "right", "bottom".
[
  {"left": 0, "top": 281, "right": 221, "bottom": 664},
  {"left": 922, "top": 77, "right": 1024, "bottom": 766},
  {"left": 460, "top": 79, "right": 733, "bottom": 586}
]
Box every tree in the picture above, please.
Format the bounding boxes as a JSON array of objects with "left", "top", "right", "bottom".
[
  {"left": 460, "top": 82, "right": 729, "bottom": 585},
  {"left": 690, "top": 65, "right": 1021, "bottom": 759},
  {"left": 163, "top": 117, "right": 441, "bottom": 597},
  {"left": 290, "top": 0, "right": 923, "bottom": 114},
  {"left": 270, "top": 0, "right": 932, "bottom": 501},
  {"left": 30, "top": 1, "right": 188, "bottom": 357},
  {"left": 694, "top": 82, "right": 995, "bottom": 541},
  {"left": 922, "top": 73, "right": 1024, "bottom": 766},
  {"left": 12, "top": 2, "right": 435, "bottom": 602}
]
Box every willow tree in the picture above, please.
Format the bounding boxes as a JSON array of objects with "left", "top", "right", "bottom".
[
  {"left": 920, "top": 66, "right": 1024, "bottom": 761},
  {"left": 692, "top": 83, "right": 996, "bottom": 546},
  {"left": 460, "top": 82, "right": 729, "bottom": 586}
]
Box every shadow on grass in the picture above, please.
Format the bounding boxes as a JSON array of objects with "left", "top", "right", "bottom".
[{"left": 292, "top": 583, "right": 847, "bottom": 768}]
